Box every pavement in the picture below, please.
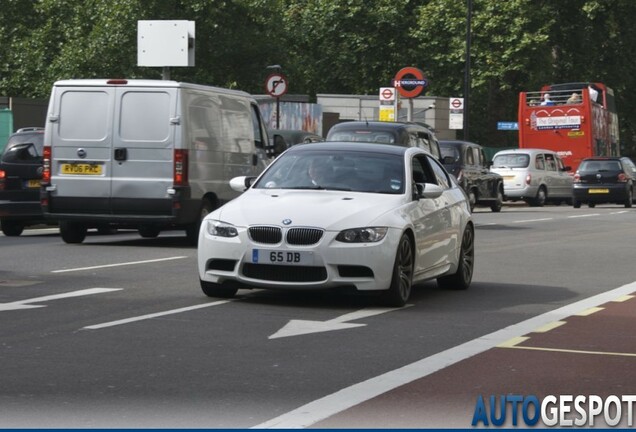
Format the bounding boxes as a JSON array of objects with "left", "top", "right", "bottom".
[{"left": 308, "top": 289, "right": 636, "bottom": 428}]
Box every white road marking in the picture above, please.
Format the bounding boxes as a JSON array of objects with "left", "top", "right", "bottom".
[
  {"left": 0, "top": 288, "right": 122, "bottom": 312},
  {"left": 269, "top": 306, "right": 411, "bottom": 339},
  {"left": 83, "top": 300, "right": 232, "bottom": 330},
  {"left": 51, "top": 256, "right": 188, "bottom": 273},
  {"left": 568, "top": 213, "right": 600, "bottom": 218},
  {"left": 512, "top": 217, "right": 553, "bottom": 223},
  {"left": 254, "top": 280, "right": 636, "bottom": 429}
]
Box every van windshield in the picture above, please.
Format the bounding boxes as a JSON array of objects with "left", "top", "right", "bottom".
[{"left": 492, "top": 153, "right": 530, "bottom": 168}]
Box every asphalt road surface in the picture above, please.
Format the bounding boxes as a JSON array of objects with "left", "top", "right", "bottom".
[{"left": 1, "top": 203, "right": 635, "bottom": 428}]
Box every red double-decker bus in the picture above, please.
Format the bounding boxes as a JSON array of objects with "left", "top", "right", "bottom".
[{"left": 518, "top": 82, "right": 619, "bottom": 171}]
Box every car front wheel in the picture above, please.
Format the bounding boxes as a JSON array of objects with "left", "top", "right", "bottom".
[
  {"left": 380, "top": 234, "right": 414, "bottom": 307},
  {"left": 200, "top": 280, "right": 238, "bottom": 298},
  {"left": 437, "top": 224, "right": 474, "bottom": 290}
]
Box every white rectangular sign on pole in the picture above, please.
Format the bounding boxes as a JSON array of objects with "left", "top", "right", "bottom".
[{"left": 449, "top": 97, "right": 464, "bottom": 130}]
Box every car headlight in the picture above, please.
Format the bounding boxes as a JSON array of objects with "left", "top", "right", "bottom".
[
  {"left": 206, "top": 220, "right": 238, "bottom": 237},
  {"left": 336, "top": 227, "right": 388, "bottom": 243}
]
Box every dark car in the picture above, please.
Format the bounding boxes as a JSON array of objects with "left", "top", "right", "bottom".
[
  {"left": 572, "top": 157, "right": 636, "bottom": 208},
  {"left": 439, "top": 140, "right": 504, "bottom": 212},
  {"left": 0, "top": 127, "right": 47, "bottom": 236},
  {"left": 326, "top": 121, "right": 442, "bottom": 162}
]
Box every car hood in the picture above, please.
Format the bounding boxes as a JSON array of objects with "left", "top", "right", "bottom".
[{"left": 213, "top": 189, "right": 405, "bottom": 230}]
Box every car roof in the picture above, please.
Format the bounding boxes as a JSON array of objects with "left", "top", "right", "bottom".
[
  {"left": 285, "top": 141, "right": 411, "bottom": 156},
  {"left": 581, "top": 156, "right": 623, "bottom": 161},
  {"left": 439, "top": 140, "right": 481, "bottom": 147},
  {"left": 493, "top": 148, "right": 556, "bottom": 156},
  {"left": 329, "top": 121, "right": 428, "bottom": 132}
]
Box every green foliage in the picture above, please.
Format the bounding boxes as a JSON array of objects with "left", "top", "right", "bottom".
[{"left": 1, "top": 0, "right": 636, "bottom": 154}]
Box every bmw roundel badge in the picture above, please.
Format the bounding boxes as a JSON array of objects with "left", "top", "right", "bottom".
[{"left": 282, "top": 219, "right": 292, "bottom": 225}]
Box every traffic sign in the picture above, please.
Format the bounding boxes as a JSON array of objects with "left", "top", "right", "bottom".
[
  {"left": 393, "top": 67, "right": 427, "bottom": 98},
  {"left": 450, "top": 98, "right": 464, "bottom": 110},
  {"left": 265, "top": 73, "right": 288, "bottom": 97},
  {"left": 380, "top": 87, "right": 396, "bottom": 101},
  {"left": 497, "top": 121, "right": 519, "bottom": 130}
]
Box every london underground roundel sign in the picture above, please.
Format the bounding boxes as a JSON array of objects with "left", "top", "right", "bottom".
[{"left": 393, "top": 67, "right": 427, "bottom": 98}]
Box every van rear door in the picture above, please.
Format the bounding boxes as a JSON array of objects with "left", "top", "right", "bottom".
[
  {"left": 110, "top": 86, "right": 177, "bottom": 215},
  {"left": 49, "top": 83, "right": 177, "bottom": 216}
]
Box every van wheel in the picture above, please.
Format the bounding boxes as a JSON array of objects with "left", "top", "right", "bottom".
[
  {"left": 60, "top": 221, "right": 87, "bottom": 244},
  {"left": 1, "top": 220, "right": 24, "bottom": 237},
  {"left": 186, "top": 199, "right": 214, "bottom": 245},
  {"left": 138, "top": 225, "right": 160, "bottom": 238},
  {"left": 200, "top": 280, "right": 238, "bottom": 298}
]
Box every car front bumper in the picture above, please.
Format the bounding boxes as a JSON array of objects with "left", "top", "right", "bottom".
[{"left": 197, "top": 225, "right": 402, "bottom": 292}]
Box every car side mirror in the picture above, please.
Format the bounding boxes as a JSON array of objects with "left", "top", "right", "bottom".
[
  {"left": 229, "top": 176, "right": 257, "bottom": 192},
  {"left": 414, "top": 182, "right": 444, "bottom": 200},
  {"left": 563, "top": 166, "right": 572, "bottom": 172},
  {"left": 271, "top": 134, "right": 288, "bottom": 157}
]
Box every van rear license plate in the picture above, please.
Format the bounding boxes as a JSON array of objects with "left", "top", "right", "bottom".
[
  {"left": 27, "top": 179, "right": 40, "bottom": 188},
  {"left": 252, "top": 249, "right": 313, "bottom": 265},
  {"left": 61, "top": 163, "right": 102, "bottom": 175},
  {"left": 588, "top": 188, "right": 609, "bottom": 194}
]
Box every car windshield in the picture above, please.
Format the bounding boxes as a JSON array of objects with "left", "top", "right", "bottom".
[
  {"left": 492, "top": 153, "right": 530, "bottom": 168},
  {"left": 254, "top": 150, "right": 405, "bottom": 194},
  {"left": 579, "top": 160, "right": 622, "bottom": 172},
  {"left": 328, "top": 130, "right": 397, "bottom": 144}
]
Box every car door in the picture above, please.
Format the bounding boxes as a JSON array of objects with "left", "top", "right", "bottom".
[
  {"left": 475, "top": 145, "right": 497, "bottom": 199},
  {"left": 409, "top": 154, "right": 454, "bottom": 277}
]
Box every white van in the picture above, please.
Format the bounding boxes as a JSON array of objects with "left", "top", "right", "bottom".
[{"left": 41, "top": 79, "right": 273, "bottom": 244}]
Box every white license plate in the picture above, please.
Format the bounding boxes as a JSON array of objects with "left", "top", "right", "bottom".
[{"left": 252, "top": 249, "right": 313, "bottom": 265}]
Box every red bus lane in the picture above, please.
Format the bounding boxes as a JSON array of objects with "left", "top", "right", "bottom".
[{"left": 312, "top": 293, "right": 636, "bottom": 428}]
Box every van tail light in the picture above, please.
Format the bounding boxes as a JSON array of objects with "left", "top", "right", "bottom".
[
  {"left": 573, "top": 173, "right": 581, "bottom": 183},
  {"left": 618, "top": 172, "right": 628, "bottom": 183},
  {"left": 42, "top": 145, "right": 52, "bottom": 185},
  {"left": 0, "top": 169, "right": 5, "bottom": 190},
  {"left": 174, "top": 149, "right": 189, "bottom": 186},
  {"left": 525, "top": 174, "right": 532, "bottom": 185}
]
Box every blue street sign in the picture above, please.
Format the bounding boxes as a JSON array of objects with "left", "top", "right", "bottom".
[{"left": 497, "top": 121, "right": 519, "bottom": 130}]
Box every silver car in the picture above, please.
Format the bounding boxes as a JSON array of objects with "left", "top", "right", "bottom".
[{"left": 490, "top": 148, "right": 573, "bottom": 206}]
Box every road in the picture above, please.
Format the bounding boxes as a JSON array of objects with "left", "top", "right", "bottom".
[{"left": 1, "top": 203, "right": 635, "bottom": 428}]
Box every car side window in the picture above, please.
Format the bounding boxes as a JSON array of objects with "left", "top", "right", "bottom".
[
  {"left": 427, "top": 155, "right": 451, "bottom": 189},
  {"left": 535, "top": 154, "right": 545, "bottom": 170},
  {"left": 545, "top": 154, "right": 557, "bottom": 171},
  {"left": 465, "top": 147, "right": 474, "bottom": 165},
  {"left": 557, "top": 157, "right": 566, "bottom": 171},
  {"left": 477, "top": 148, "right": 487, "bottom": 167},
  {"left": 412, "top": 155, "right": 435, "bottom": 184}
]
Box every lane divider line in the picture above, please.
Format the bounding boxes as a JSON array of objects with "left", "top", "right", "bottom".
[
  {"left": 83, "top": 300, "right": 232, "bottom": 330},
  {"left": 614, "top": 294, "right": 634, "bottom": 302},
  {"left": 52, "top": 256, "right": 189, "bottom": 273},
  {"left": 500, "top": 344, "right": 636, "bottom": 358}
]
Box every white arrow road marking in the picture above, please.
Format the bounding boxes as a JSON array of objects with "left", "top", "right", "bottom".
[
  {"left": 0, "top": 288, "right": 122, "bottom": 312},
  {"left": 269, "top": 305, "right": 413, "bottom": 339}
]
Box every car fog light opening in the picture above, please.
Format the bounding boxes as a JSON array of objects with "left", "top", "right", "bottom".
[
  {"left": 207, "top": 220, "right": 238, "bottom": 237},
  {"left": 336, "top": 227, "right": 388, "bottom": 243}
]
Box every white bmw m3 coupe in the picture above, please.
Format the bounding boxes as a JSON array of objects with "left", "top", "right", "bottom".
[{"left": 197, "top": 142, "right": 473, "bottom": 306}]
